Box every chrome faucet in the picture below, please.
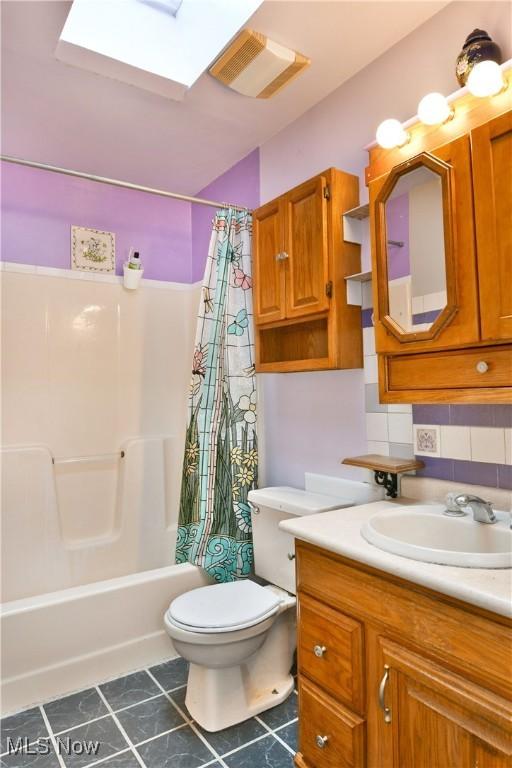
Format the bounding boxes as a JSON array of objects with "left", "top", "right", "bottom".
[{"left": 454, "top": 494, "right": 497, "bottom": 524}]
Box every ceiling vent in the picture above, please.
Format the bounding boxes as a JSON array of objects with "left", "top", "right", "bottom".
[{"left": 209, "top": 29, "right": 310, "bottom": 98}]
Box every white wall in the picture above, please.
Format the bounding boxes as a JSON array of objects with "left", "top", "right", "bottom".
[
  {"left": 1, "top": 266, "right": 199, "bottom": 599},
  {"left": 257, "top": 1, "right": 511, "bottom": 487}
]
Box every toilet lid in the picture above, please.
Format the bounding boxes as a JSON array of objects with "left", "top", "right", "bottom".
[{"left": 168, "top": 581, "right": 281, "bottom": 633}]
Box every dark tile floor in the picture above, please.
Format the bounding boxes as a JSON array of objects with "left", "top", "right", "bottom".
[{"left": 0, "top": 658, "right": 298, "bottom": 768}]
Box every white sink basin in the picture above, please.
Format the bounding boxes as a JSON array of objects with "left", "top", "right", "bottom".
[{"left": 361, "top": 504, "right": 512, "bottom": 569}]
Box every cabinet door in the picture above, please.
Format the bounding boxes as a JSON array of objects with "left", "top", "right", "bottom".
[
  {"left": 371, "top": 136, "right": 479, "bottom": 354},
  {"left": 373, "top": 637, "right": 512, "bottom": 768},
  {"left": 284, "top": 175, "right": 330, "bottom": 319},
  {"left": 472, "top": 111, "right": 512, "bottom": 341},
  {"left": 253, "top": 198, "right": 286, "bottom": 325}
]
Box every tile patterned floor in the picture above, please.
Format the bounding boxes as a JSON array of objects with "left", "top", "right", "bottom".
[{"left": 0, "top": 658, "right": 298, "bottom": 768}]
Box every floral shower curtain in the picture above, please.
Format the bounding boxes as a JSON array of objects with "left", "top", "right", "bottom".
[{"left": 176, "top": 208, "right": 257, "bottom": 582}]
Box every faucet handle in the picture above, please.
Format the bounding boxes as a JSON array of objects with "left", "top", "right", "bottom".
[{"left": 444, "top": 492, "right": 467, "bottom": 517}]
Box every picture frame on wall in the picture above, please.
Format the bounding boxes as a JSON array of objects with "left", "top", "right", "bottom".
[{"left": 71, "top": 225, "right": 115, "bottom": 273}]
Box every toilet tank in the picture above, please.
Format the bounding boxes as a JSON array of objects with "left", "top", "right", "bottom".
[{"left": 248, "top": 486, "right": 354, "bottom": 594}]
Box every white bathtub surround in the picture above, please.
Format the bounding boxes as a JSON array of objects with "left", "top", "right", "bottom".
[
  {"left": 1, "top": 439, "right": 179, "bottom": 601},
  {"left": 0, "top": 563, "right": 211, "bottom": 716},
  {"left": 0, "top": 266, "right": 204, "bottom": 715},
  {"left": 279, "top": 477, "right": 512, "bottom": 619}
]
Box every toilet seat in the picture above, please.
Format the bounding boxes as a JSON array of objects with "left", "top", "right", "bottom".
[{"left": 167, "top": 581, "right": 282, "bottom": 634}]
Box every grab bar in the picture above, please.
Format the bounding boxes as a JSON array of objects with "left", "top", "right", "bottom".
[{"left": 52, "top": 451, "right": 125, "bottom": 466}]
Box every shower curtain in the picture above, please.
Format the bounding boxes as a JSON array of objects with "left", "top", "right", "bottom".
[{"left": 176, "top": 208, "right": 257, "bottom": 582}]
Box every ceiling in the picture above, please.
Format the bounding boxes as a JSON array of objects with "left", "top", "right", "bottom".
[{"left": 1, "top": 1, "right": 448, "bottom": 195}]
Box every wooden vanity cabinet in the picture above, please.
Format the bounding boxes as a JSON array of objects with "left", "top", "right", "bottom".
[
  {"left": 294, "top": 541, "right": 512, "bottom": 768},
  {"left": 472, "top": 111, "right": 512, "bottom": 343},
  {"left": 253, "top": 168, "right": 363, "bottom": 372},
  {"left": 367, "top": 103, "right": 512, "bottom": 404}
]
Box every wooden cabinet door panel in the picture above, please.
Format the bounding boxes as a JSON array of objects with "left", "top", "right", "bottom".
[
  {"left": 375, "top": 637, "right": 512, "bottom": 768},
  {"left": 284, "top": 175, "right": 330, "bottom": 319},
  {"left": 371, "top": 135, "right": 480, "bottom": 354},
  {"left": 472, "top": 111, "right": 512, "bottom": 341},
  {"left": 253, "top": 198, "right": 286, "bottom": 325}
]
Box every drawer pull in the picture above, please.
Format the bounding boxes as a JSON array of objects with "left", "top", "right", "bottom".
[
  {"left": 378, "top": 664, "right": 392, "bottom": 724},
  {"left": 476, "top": 360, "right": 489, "bottom": 374},
  {"left": 315, "top": 735, "right": 329, "bottom": 749},
  {"left": 287, "top": 552, "right": 296, "bottom": 561},
  {"left": 313, "top": 644, "right": 327, "bottom": 658},
  {"left": 275, "top": 251, "right": 289, "bottom": 261}
]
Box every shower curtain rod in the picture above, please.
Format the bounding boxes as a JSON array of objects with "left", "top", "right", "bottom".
[{"left": 0, "top": 155, "right": 252, "bottom": 213}]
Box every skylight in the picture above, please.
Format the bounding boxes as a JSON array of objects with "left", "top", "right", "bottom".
[{"left": 56, "top": 0, "right": 264, "bottom": 101}]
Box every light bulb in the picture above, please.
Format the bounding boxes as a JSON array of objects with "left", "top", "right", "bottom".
[
  {"left": 375, "top": 119, "right": 409, "bottom": 149},
  {"left": 467, "top": 60, "right": 506, "bottom": 97},
  {"left": 417, "top": 92, "right": 454, "bottom": 126}
]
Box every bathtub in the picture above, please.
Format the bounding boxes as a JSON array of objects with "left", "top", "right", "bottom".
[
  {"left": 1, "top": 562, "right": 210, "bottom": 715},
  {"left": 0, "top": 439, "right": 211, "bottom": 715}
]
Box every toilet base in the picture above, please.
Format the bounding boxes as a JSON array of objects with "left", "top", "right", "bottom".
[
  {"left": 185, "top": 665, "right": 295, "bottom": 733},
  {"left": 183, "top": 605, "right": 296, "bottom": 732}
]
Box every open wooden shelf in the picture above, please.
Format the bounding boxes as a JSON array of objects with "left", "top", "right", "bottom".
[
  {"left": 257, "top": 316, "right": 330, "bottom": 372},
  {"left": 342, "top": 454, "right": 424, "bottom": 473}
]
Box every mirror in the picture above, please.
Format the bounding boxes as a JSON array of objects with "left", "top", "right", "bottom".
[{"left": 384, "top": 164, "right": 447, "bottom": 334}]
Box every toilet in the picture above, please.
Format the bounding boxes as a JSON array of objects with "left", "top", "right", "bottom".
[{"left": 164, "top": 483, "right": 357, "bottom": 732}]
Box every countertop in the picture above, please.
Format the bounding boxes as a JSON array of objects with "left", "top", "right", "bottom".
[{"left": 279, "top": 499, "right": 512, "bottom": 618}]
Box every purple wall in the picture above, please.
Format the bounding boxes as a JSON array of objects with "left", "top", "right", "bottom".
[
  {"left": 386, "top": 193, "right": 410, "bottom": 281},
  {"left": 1, "top": 161, "right": 193, "bottom": 282},
  {"left": 191, "top": 149, "right": 260, "bottom": 282}
]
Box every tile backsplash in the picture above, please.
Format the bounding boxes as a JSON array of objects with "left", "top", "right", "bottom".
[{"left": 361, "top": 282, "right": 511, "bottom": 490}]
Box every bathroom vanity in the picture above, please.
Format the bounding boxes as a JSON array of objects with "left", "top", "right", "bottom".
[{"left": 280, "top": 499, "right": 512, "bottom": 768}]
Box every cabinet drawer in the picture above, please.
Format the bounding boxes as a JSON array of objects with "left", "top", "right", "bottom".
[
  {"left": 386, "top": 344, "right": 512, "bottom": 390},
  {"left": 298, "top": 593, "right": 364, "bottom": 713},
  {"left": 299, "top": 678, "right": 365, "bottom": 768}
]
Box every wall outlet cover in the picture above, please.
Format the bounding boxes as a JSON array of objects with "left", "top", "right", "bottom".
[
  {"left": 71, "top": 226, "right": 115, "bottom": 273},
  {"left": 414, "top": 424, "right": 441, "bottom": 457}
]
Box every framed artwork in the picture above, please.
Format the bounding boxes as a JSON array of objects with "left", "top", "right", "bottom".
[{"left": 71, "top": 226, "right": 115, "bottom": 273}]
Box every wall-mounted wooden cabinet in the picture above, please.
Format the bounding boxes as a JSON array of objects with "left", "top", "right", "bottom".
[
  {"left": 294, "top": 542, "right": 512, "bottom": 768},
  {"left": 367, "top": 101, "right": 511, "bottom": 403},
  {"left": 253, "top": 168, "right": 363, "bottom": 372}
]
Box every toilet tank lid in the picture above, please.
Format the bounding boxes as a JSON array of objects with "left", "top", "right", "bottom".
[{"left": 248, "top": 486, "right": 354, "bottom": 516}]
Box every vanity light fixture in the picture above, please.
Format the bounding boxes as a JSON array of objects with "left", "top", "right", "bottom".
[
  {"left": 417, "top": 92, "right": 454, "bottom": 126},
  {"left": 466, "top": 60, "right": 507, "bottom": 97},
  {"left": 375, "top": 119, "right": 410, "bottom": 150}
]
